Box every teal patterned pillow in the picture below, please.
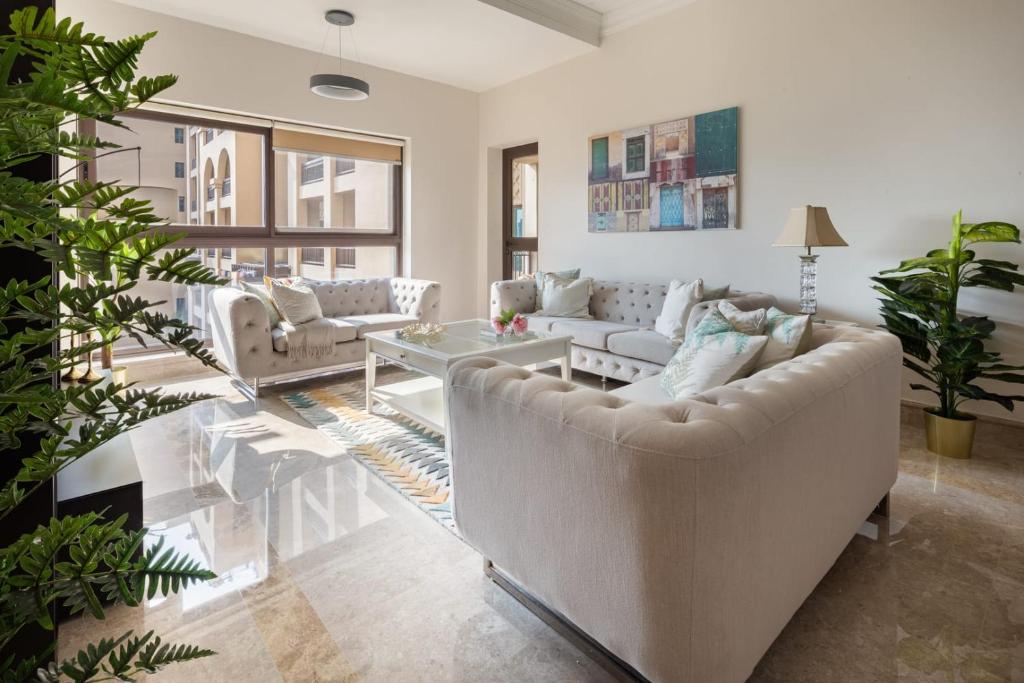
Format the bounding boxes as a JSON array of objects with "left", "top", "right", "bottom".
[
  {"left": 660, "top": 308, "right": 768, "bottom": 400},
  {"left": 756, "top": 307, "right": 812, "bottom": 370}
]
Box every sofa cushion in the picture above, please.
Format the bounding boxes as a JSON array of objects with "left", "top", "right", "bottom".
[
  {"left": 606, "top": 329, "right": 677, "bottom": 365},
  {"left": 607, "top": 374, "right": 673, "bottom": 405},
  {"left": 550, "top": 320, "right": 638, "bottom": 350},
  {"left": 270, "top": 318, "right": 358, "bottom": 352},
  {"left": 340, "top": 313, "right": 419, "bottom": 338},
  {"left": 525, "top": 315, "right": 564, "bottom": 333}
]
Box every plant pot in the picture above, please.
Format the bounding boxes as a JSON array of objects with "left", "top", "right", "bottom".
[{"left": 923, "top": 409, "right": 977, "bottom": 459}]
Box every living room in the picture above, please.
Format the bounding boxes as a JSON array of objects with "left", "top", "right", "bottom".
[{"left": 2, "top": 0, "right": 1022, "bottom": 681}]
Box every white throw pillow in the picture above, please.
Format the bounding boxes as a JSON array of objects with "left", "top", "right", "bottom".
[
  {"left": 535, "top": 275, "right": 592, "bottom": 318},
  {"left": 534, "top": 268, "right": 580, "bottom": 310},
  {"left": 654, "top": 279, "right": 704, "bottom": 344},
  {"left": 267, "top": 280, "right": 323, "bottom": 325},
  {"left": 239, "top": 281, "right": 282, "bottom": 328},
  {"left": 756, "top": 307, "right": 813, "bottom": 370},
  {"left": 718, "top": 300, "right": 766, "bottom": 335},
  {"left": 660, "top": 308, "right": 767, "bottom": 399}
]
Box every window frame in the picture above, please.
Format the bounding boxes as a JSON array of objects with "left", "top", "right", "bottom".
[{"left": 87, "top": 108, "right": 405, "bottom": 275}]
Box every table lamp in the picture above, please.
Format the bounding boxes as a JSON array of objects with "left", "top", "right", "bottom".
[{"left": 773, "top": 206, "right": 847, "bottom": 317}]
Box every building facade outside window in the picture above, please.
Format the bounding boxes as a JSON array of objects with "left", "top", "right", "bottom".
[
  {"left": 174, "top": 161, "right": 184, "bottom": 178},
  {"left": 173, "top": 126, "right": 184, "bottom": 143}
]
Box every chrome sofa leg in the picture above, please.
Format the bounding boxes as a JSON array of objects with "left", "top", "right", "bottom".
[
  {"left": 874, "top": 491, "right": 890, "bottom": 518},
  {"left": 252, "top": 376, "right": 260, "bottom": 399}
]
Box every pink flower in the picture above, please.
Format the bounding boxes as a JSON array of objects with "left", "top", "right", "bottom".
[
  {"left": 510, "top": 313, "right": 528, "bottom": 336},
  {"left": 491, "top": 316, "right": 507, "bottom": 334}
]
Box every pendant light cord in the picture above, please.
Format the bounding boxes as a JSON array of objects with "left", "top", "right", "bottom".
[{"left": 313, "top": 23, "right": 330, "bottom": 72}]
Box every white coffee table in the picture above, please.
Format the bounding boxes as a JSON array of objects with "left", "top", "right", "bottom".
[{"left": 364, "top": 319, "right": 572, "bottom": 433}]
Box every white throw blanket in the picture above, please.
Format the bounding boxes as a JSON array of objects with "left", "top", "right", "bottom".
[{"left": 279, "top": 319, "right": 334, "bottom": 361}]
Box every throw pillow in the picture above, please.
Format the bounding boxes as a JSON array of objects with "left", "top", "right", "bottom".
[
  {"left": 756, "top": 307, "right": 813, "bottom": 370},
  {"left": 702, "top": 284, "right": 731, "bottom": 301},
  {"left": 239, "top": 281, "right": 282, "bottom": 328},
  {"left": 267, "top": 280, "right": 323, "bottom": 325},
  {"left": 654, "top": 279, "right": 704, "bottom": 344},
  {"left": 660, "top": 308, "right": 768, "bottom": 399},
  {"left": 718, "top": 300, "right": 767, "bottom": 335},
  {"left": 535, "top": 268, "right": 581, "bottom": 310},
  {"left": 535, "top": 274, "right": 592, "bottom": 318}
]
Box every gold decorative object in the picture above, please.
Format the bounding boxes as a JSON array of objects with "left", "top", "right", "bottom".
[
  {"left": 78, "top": 330, "right": 103, "bottom": 383},
  {"left": 396, "top": 322, "right": 446, "bottom": 344},
  {"left": 924, "top": 410, "right": 976, "bottom": 459}
]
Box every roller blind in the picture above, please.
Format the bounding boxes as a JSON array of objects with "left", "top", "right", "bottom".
[{"left": 272, "top": 123, "right": 402, "bottom": 164}]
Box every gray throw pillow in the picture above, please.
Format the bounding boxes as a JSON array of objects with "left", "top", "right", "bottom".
[
  {"left": 239, "top": 281, "right": 282, "bottom": 327},
  {"left": 535, "top": 275, "right": 592, "bottom": 318},
  {"left": 702, "top": 284, "right": 731, "bottom": 301}
]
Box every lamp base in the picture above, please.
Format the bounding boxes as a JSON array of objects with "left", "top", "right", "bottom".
[{"left": 798, "top": 253, "right": 818, "bottom": 316}]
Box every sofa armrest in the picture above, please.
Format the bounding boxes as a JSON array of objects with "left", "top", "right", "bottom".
[
  {"left": 489, "top": 278, "right": 537, "bottom": 318},
  {"left": 209, "top": 287, "right": 274, "bottom": 378},
  {"left": 685, "top": 290, "right": 779, "bottom": 336},
  {"left": 388, "top": 278, "right": 441, "bottom": 323}
]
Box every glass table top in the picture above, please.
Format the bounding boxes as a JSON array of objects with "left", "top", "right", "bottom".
[{"left": 379, "top": 319, "right": 565, "bottom": 358}]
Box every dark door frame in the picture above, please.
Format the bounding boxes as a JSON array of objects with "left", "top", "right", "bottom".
[{"left": 501, "top": 142, "right": 538, "bottom": 280}]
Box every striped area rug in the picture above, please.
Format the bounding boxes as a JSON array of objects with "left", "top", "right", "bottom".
[{"left": 281, "top": 381, "right": 455, "bottom": 533}]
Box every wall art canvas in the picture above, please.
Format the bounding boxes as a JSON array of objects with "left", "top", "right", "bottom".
[{"left": 587, "top": 106, "right": 738, "bottom": 232}]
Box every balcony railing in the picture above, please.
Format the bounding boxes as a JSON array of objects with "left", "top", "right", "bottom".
[
  {"left": 335, "top": 158, "right": 355, "bottom": 175},
  {"left": 301, "top": 158, "right": 324, "bottom": 185},
  {"left": 206, "top": 185, "right": 215, "bottom": 201},
  {"left": 222, "top": 178, "right": 231, "bottom": 197}
]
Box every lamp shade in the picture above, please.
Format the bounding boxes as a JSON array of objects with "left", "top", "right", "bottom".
[{"left": 773, "top": 206, "right": 848, "bottom": 247}]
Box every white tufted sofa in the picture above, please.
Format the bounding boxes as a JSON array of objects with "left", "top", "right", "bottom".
[
  {"left": 490, "top": 278, "right": 776, "bottom": 383},
  {"left": 446, "top": 324, "right": 901, "bottom": 682},
  {"left": 209, "top": 277, "right": 440, "bottom": 395}
]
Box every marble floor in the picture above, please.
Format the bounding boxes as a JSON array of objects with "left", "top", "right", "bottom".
[{"left": 58, "top": 368, "right": 1024, "bottom": 682}]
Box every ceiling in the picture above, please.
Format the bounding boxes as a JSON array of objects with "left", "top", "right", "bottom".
[{"left": 110, "top": 0, "right": 696, "bottom": 92}]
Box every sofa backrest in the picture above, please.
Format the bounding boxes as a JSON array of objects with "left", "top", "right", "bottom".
[
  {"left": 304, "top": 278, "right": 391, "bottom": 317},
  {"left": 589, "top": 280, "right": 669, "bottom": 328}
]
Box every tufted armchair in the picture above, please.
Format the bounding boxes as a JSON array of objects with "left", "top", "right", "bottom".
[
  {"left": 490, "top": 278, "right": 776, "bottom": 383},
  {"left": 209, "top": 276, "right": 440, "bottom": 396},
  {"left": 446, "top": 324, "right": 901, "bottom": 682}
]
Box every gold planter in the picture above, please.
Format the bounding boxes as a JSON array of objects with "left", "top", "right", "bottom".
[{"left": 924, "top": 409, "right": 977, "bottom": 459}]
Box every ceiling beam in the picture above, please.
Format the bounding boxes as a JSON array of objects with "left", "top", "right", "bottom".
[{"left": 476, "top": 0, "right": 602, "bottom": 46}]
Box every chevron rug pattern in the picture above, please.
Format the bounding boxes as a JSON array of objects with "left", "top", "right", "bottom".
[{"left": 281, "top": 381, "right": 455, "bottom": 533}]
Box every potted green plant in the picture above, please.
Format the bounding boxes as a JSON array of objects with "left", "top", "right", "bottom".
[
  {"left": 872, "top": 211, "right": 1024, "bottom": 458},
  {"left": 1, "top": 7, "right": 224, "bottom": 678}
]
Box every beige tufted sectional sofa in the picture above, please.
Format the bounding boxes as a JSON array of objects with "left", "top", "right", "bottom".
[
  {"left": 490, "top": 278, "right": 776, "bottom": 383},
  {"left": 446, "top": 324, "right": 901, "bottom": 682},
  {"left": 209, "top": 277, "right": 440, "bottom": 396}
]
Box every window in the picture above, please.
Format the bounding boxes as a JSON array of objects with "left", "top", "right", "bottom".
[
  {"left": 81, "top": 109, "right": 404, "bottom": 367},
  {"left": 300, "top": 247, "right": 324, "bottom": 266},
  {"left": 626, "top": 136, "right": 645, "bottom": 174},
  {"left": 591, "top": 137, "right": 609, "bottom": 180},
  {"left": 335, "top": 247, "right": 356, "bottom": 268},
  {"left": 300, "top": 157, "right": 324, "bottom": 185}
]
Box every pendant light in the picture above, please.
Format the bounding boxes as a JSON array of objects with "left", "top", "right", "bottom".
[{"left": 310, "top": 10, "right": 369, "bottom": 101}]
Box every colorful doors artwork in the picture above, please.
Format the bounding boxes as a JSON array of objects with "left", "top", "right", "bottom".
[{"left": 660, "top": 184, "right": 684, "bottom": 227}]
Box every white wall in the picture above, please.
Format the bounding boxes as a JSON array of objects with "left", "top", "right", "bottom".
[
  {"left": 478, "top": 0, "right": 1024, "bottom": 422},
  {"left": 67, "top": 0, "right": 480, "bottom": 320}
]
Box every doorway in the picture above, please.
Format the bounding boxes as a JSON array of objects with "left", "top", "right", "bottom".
[{"left": 502, "top": 142, "right": 538, "bottom": 280}]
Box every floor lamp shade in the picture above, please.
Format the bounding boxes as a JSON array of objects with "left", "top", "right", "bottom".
[{"left": 773, "top": 206, "right": 847, "bottom": 316}]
